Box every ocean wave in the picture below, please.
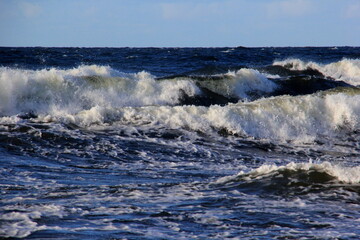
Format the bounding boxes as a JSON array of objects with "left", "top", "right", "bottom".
[
  {"left": 0, "top": 65, "right": 200, "bottom": 116},
  {"left": 158, "top": 68, "right": 279, "bottom": 101},
  {"left": 39, "top": 88, "right": 360, "bottom": 142},
  {"left": 2, "top": 65, "right": 360, "bottom": 142},
  {"left": 0, "top": 65, "right": 281, "bottom": 117},
  {"left": 273, "top": 58, "right": 360, "bottom": 86},
  {"left": 195, "top": 68, "right": 278, "bottom": 99},
  {"left": 215, "top": 161, "right": 360, "bottom": 195}
]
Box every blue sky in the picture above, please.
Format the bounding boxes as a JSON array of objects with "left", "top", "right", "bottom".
[{"left": 0, "top": 0, "right": 359, "bottom": 47}]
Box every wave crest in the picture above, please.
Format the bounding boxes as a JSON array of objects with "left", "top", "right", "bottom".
[
  {"left": 0, "top": 65, "right": 200, "bottom": 116},
  {"left": 196, "top": 68, "right": 278, "bottom": 99}
]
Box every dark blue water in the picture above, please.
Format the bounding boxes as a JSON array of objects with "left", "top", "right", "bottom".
[{"left": 1, "top": 47, "right": 360, "bottom": 239}]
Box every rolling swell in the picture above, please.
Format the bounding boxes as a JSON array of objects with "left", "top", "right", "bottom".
[
  {"left": 272, "top": 75, "right": 353, "bottom": 96},
  {"left": 215, "top": 162, "right": 360, "bottom": 196},
  {"left": 273, "top": 58, "right": 360, "bottom": 86},
  {"left": 160, "top": 60, "right": 359, "bottom": 105},
  {"left": 177, "top": 73, "right": 354, "bottom": 104}
]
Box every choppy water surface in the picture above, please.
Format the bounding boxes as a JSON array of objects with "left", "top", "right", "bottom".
[{"left": 1, "top": 47, "right": 360, "bottom": 239}]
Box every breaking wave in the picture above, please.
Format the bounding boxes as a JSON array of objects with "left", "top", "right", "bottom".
[
  {"left": 273, "top": 58, "right": 360, "bottom": 86},
  {"left": 215, "top": 161, "right": 360, "bottom": 195},
  {"left": 0, "top": 66, "right": 279, "bottom": 116},
  {"left": 168, "top": 68, "right": 278, "bottom": 100},
  {"left": 39, "top": 88, "right": 360, "bottom": 142},
  {"left": 1, "top": 65, "right": 360, "bottom": 142},
  {"left": 0, "top": 65, "right": 200, "bottom": 115}
]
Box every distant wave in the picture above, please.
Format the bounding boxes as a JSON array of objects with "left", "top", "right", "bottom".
[
  {"left": 215, "top": 161, "right": 360, "bottom": 195},
  {"left": 273, "top": 58, "right": 360, "bottom": 86}
]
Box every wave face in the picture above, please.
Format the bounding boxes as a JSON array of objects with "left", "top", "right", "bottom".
[
  {"left": 1, "top": 47, "right": 360, "bottom": 239},
  {"left": 186, "top": 68, "right": 278, "bottom": 99}
]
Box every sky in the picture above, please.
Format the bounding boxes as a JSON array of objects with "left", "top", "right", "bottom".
[{"left": 0, "top": 0, "right": 359, "bottom": 47}]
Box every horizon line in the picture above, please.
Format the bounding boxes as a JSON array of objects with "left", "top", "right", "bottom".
[{"left": 0, "top": 45, "right": 359, "bottom": 48}]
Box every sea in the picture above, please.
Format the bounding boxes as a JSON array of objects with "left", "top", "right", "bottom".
[{"left": 1, "top": 46, "right": 360, "bottom": 239}]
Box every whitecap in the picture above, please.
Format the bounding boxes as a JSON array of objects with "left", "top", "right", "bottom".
[{"left": 273, "top": 58, "right": 360, "bottom": 86}]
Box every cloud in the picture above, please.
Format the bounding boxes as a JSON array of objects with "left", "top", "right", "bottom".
[
  {"left": 19, "top": 1, "right": 41, "bottom": 18},
  {"left": 266, "top": 0, "right": 313, "bottom": 18}
]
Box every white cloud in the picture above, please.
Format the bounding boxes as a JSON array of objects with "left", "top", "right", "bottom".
[
  {"left": 266, "top": 0, "right": 313, "bottom": 18},
  {"left": 19, "top": 1, "right": 41, "bottom": 18}
]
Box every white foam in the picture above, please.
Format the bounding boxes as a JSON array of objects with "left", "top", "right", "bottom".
[
  {"left": 0, "top": 204, "right": 65, "bottom": 238},
  {"left": 226, "top": 69, "right": 278, "bottom": 99},
  {"left": 273, "top": 58, "right": 360, "bottom": 86},
  {"left": 74, "top": 90, "right": 360, "bottom": 142},
  {"left": 0, "top": 66, "right": 200, "bottom": 116},
  {"left": 0, "top": 212, "right": 39, "bottom": 238},
  {"left": 0, "top": 115, "right": 21, "bottom": 125}
]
